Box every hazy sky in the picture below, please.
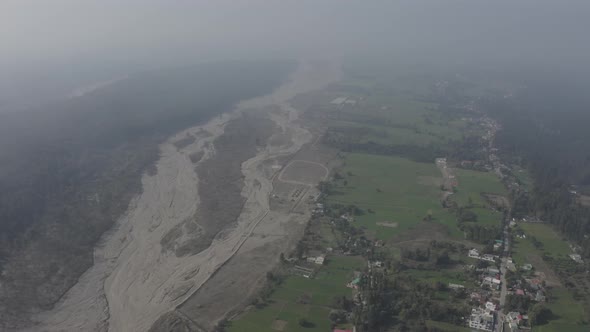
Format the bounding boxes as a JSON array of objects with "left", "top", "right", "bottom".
[{"left": 2, "top": 0, "right": 590, "bottom": 68}]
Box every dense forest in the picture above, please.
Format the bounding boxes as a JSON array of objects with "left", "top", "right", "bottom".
[
  {"left": 481, "top": 69, "right": 590, "bottom": 257},
  {"left": 0, "top": 60, "right": 294, "bottom": 326}
]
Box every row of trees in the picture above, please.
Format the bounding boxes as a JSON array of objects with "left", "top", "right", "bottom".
[
  {"left": 323, "top": 131, "right": 447, "bottom": 164},
  {"left": 354, "top": 271, "right": 469, "bottom": 331}
]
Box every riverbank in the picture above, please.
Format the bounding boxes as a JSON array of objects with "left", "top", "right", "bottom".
[{"left": 29, "top": 60, "right": 341, "bottom": 332}]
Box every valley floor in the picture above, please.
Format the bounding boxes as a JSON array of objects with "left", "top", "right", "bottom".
[{"left": 28, "top": 61, "right": 342, "bottom": 332}]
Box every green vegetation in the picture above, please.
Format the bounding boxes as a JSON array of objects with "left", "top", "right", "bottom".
[
  {"left": 512, "top": 223, "right": 571, "bottom": 265},
  {"left": 520, "top": 224, "right": 571, "bottom": 257},
  {"left": 425, "top": 320, "right": 473, "bottom": 332},
  {"left": 321, "top": 78, "right": 483, "bottom": 164},
  {"left": 400, "top": 269, "right": 471, "bottom": 287},
  {"left": 485, "top": 79, "right": 590, "bottom": 257},
  {"left": 233, "top": 65, "right": 589, "bottom": 331},
  {"left": 229, "top": 256, "right": 364, "bottom": 332},
  {"left": 326, "top": 153, "right": 456, "bottom": 239},
  {"left": 510, "top": 223, "right": 589, "bottom": 329},
  {"left": 468, "top": 207, "right": 502, "bottom": 226},
  {"left": 535, "top": 287, "right": 587, "bottom": 332},
  {"left": 512, "top": 167, "right": 534, "bottom": 191},
  {"left": 447, "top": 168, "right": 508, "bottom": 243},
  {"left": 228, "top": 302, "right": 333, "bottom": 332},
  {"left": 453, "top": 168, "right": 507, "bottom": 206},
  {"left": 272, "top": 256, "right": 363, "bottom": 306}
]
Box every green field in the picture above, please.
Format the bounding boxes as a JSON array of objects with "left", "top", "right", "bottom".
[
  {"left": 330, "top": 92, "right": 469, "bottom": 149},
  {"left": 327, "top": 153, "right": 458, "bottom": 239},
  {"left": 271, "top": 256, "right": 364, "bottom": 306},
  {"left": 512, "top": 223, "right": 572, "bottom": 265},
  {"left": 468, "top": 207, "right": 503, "bottom": 226},
  {"left": 452, "top": 168, "right": 507, "bottom": 229},
  {"left": 454, "top": 168, "right": 507, "bottom": 207},
  {"left": 520, "top": 224, "right": 571, "bottom": 257},
  {"left": 534, "top": 287, "right": 587, "bottom": 332},
  {"left": 513, "top": 167, "right": 534, "bottom": 191},
  {"left": 509, "top": 224, "right": 587, "bottom": 330},
  {"left": 229, "top": 256, "right": 364, "bottom": 332},
  {"left": 426, "top": 320, "right": 472, "bottom": 332},
  {"left": 402, "top": 269, "right": 474, "bottom": 287}
]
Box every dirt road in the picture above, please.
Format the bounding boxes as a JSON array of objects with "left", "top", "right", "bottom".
[{"left": 29, "top": 60, "right": 341, "bottom": 332}]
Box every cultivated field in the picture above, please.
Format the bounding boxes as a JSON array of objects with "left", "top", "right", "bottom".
[
  {"left": 228, "top": 66, "right": 583, "bottom": 332},
  {"left": 326, "top": 153, "right": 457, "bottom": 240},
  {"left": 451, "top": 168, "right": 508, "bottom": 229},
  {"left": 228, "top": 255, "right": 363, "bottom": 332},
  {"left": 511, "top": 223, "right": 571, "bottom": 267},
  {"left": 453, "top": 168, "right": 508, "bottom": 206},
  {"left": 510, "top": 222, "right": 587, "bottom": 330},
  {"left": 536, "top": 287, "right": 587, "bottom": 332},
  {"left": 426, "top": 320, "right": 473, "bottom": 332}
]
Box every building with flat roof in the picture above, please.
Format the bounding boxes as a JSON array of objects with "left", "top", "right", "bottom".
[{"left": 468, "top": 308, "right": 494, "bottom": 331}]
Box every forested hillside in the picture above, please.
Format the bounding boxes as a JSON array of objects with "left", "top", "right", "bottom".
[
  {"left": 482, "top": 70, "right": 590, "bottom": 257},
  {"left": 0, "top": 60, "right": 294, "bottom": 327}
]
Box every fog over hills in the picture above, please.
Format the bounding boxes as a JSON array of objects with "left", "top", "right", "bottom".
[
  {"left": 2, "top": 0, "right": 590, "bottom": 109},
  {"left": 1, "top": 1, "right": 590, "bottom": 331}
]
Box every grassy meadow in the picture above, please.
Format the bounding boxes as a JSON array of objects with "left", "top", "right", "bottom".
[
  {"left": 326, "top": 153, "right": 457, "bottom": 239},
  {"left": 535, "top": 287, "right": 587, "bottom": 332},
  {"left": 452, "top": 168, "right": 507, "bottom": 228},
  {"left": 512, "top": 223, "right": 572, "bottom": 265},
  {"left": 228, "top": 256, "right": 363, "bottom": 332},
  {"left": 453, "top": 168, "right": 507, "bottom": 206},
  {"left": 230, "top": 70, "right": 526, "bottom": 332},
  {"left": 509, "top": 223, "right": 587, "bottom": 330}
]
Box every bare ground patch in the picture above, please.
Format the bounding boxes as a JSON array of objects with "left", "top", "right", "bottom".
[
  {"left": 578, "top": 195, "right": 590, "bottom": 207},
  {"left": 178, "top": 239, "right": 286, "bottom": 331},
  {"left": 417, "top": 176, "right": 443, "bottom": 187},
  {"left": 482, "top": 193, "right": 510, "bottom": 210},
  {"left": 279, "top": 160, "right": 328, "bottom": 185},
  {"left": 173, "top": 134, "right": 196, "bottom": 150},
  {"left": 193, "top": 114, "right": 274, "bottom": 255},
  {"left": 377, "top": 221, "right": 399, "bottom": 228},
  {"left": 271, "top": 319, "right": 288, "bottom": 331},
  {"left": 388, "top": 221, "right": 473, "bottom": 249},
  {"left": 526, "top": 253, "right": 562, "bottom": 287},
  {"left": 189, "top": 151, "right": 204, "bottom": 164}
]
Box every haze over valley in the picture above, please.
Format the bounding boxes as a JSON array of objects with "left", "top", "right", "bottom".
[{"left": 1, "top": 1, "right": 590, "bottom": 331}]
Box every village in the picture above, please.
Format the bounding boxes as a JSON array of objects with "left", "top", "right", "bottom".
[{"left": 228, "top": 74, "right": 589, "bottom": 332}]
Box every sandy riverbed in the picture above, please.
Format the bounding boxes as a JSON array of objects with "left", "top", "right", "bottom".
[{"left": 29, "top": 60, "right": 341, "bottom": 332}]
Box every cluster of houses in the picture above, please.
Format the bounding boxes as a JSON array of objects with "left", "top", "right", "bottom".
[
  {"left": 306, "top": 254, "right": 326, "bottom": 265},
  {"left": 330, "top": 96, "right": 357, "bottom": 106},
  {"left": 340, "top": 213, "right": 354, "bottom": 223},
  {"left": 311, "top": 203, "right": 325, "bottom": 217},
  {"left": 344, "top": 260, "right": 383, "bottom": 290},
  {"left": 468, "top": 301, "right": 497, "bottom": 331},
  {"left": 507, "top": 275, "right": 547, "bottom": 304},
  {"left": 482, "top": 275, "right": 501, "bottom": 290},
  {"left": 506, "top": 311, "right": 530, "bottom": 331},
  {"left": 468, "top": 248, "right": 500, "bottom": 262},
  {"left": 464, "top": 247, "right": 504, "bottom": 330},
  {"left": 346, "top": 277, "right": 361, "bottom": 290},
  {"left": 569, "top": 253, "right": 584, "bottom": 263}
]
